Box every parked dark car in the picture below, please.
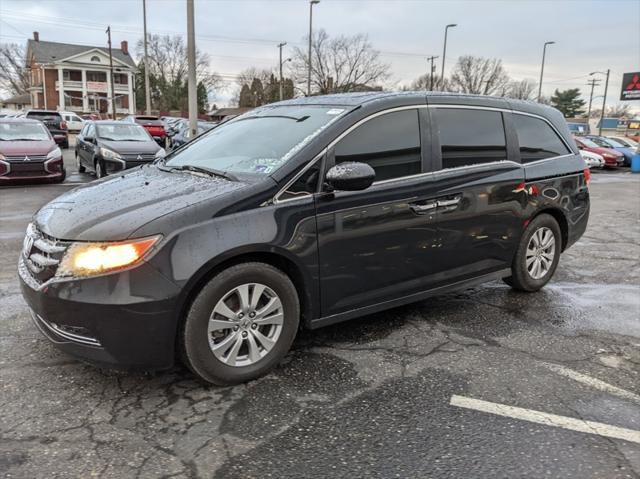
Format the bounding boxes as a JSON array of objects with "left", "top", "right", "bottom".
[
  {"left": 24, "top": 110, "right": 68, "bottom": 148},
  {"left": 122, "top": 115, "right": 167, "bottom": 146},
  {"left": 19, "top": 92, "right": 589, "bottom": 385},
  {"left": 0, "top": 118, "right": 65, "bottom": 184},
  {"left": 75, "top": 121, "right": 165, "bottom": 177},
  {"left": 574, "top": 136, "right": 624, "bottom": 168},
  {"left": 170, "top": 120, "right": 217, "bottom": 149},
  {"left": 585, "top": 135, "right": 634, "bottom": 166}
]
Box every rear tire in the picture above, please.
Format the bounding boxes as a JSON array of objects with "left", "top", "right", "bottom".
[
  {"left": 76, "top": 152, "right": 86, "bottom": 173},
  {"left": 181, "top": 262, "right": 299, "bottom": 385},
  {"left": 503, "top": 213, "right": 561, "bottom": 292}
]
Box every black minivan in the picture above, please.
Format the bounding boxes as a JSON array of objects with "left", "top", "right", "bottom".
[{"left": 19, "top": 92, "right": 590, "bottom": 385}]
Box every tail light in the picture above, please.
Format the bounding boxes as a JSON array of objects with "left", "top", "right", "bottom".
[
  {"left": 60, "top": 121, "right": 68, "bottom": 130},
  {"left": 583, "top": 168, "right": 591, "bottom": 186}
]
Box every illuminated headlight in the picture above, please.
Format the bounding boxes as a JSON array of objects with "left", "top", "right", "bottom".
[
  {"left": 57, "top": 235, "right": 161, "bottom": 278},
  {"left": 99, "top": 147, "right": 122, "bottom": 161},
  {"left": 46, "top": 147, "right": 62, "bottom": 160},
  {"left": 155, "top": 148, "right": 166, "bottom": 158}
]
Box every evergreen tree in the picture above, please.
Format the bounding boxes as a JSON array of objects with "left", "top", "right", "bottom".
[{"left": 550, "top": 88, "right": 586, "bottom": 117}]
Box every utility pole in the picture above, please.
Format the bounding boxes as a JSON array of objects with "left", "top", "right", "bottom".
[
  {"left": 186, "top": 0, "right": 197, "bottom": 138},
  {"left": 441, "top": 23, "right": 457, "bottom": 88},
  {"left": 278, "top": 42, "right": 286, "bottom": 101},
  {"left": 593, "top": 69, "right": 610, "bottom": 136},
  {"left": 106, "top": 26, "right": 116, "bottom": 120},
  {"left": 143, "top": 0, "right": 151, "bottom": 115},
  {"left": 537, "top": 41, "right": 555, "bottom": 102},
  {"left": 426, "top": 55, "right": 438, "bottom": 91},
  {"left": 307, "top": 0, "right": 320, "bottom": 96},
  {"left": 586, "top": 77, "right": 601, "bottom": 121}
]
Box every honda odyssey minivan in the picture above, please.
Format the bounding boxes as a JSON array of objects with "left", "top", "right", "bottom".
[{"left": 19, "top": 92, "right": 590, "bottom": 385}]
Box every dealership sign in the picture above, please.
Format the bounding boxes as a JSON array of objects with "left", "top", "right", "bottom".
[{"left": 620, "top": 72, "right": 640, "bottom": 101}]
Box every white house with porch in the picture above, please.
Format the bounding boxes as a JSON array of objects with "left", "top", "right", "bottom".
[{"left": 26, "top": 32, "right": 137, "bottom": 117}]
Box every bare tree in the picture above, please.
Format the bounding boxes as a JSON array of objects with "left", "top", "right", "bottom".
[
  {"left": 0, "top": 43, "right": 30, "bottom": 97},
  {"left": 291, "top": 29, "right": 390, "bottom": 95},
  {"left": 135, "top": 34, "right": 222, "bottom": 111},
  {"left": 449, "top": 55, "right": 510, "bottom": 96},
  {"left": 606, "top": 103, "right": 632, "bottom": 118},
  {"left": 505, "top": 79, "right": 537, "bottom": 100},
  {"left": 405, "top": 73, "right": 452, "bottom": 92}
]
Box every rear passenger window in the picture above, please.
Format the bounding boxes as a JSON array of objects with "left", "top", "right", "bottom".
[
  {"left": 514, "top": 114, "right": 570, "bottom": 162},
  {"left": 437, "top": 109, "right": 507, "bottom": 168},
  {"left": 334, "top": 109, "right": 421, "bottom": 182}
]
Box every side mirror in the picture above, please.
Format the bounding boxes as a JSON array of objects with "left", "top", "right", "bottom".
[{"left": 325, "top": 162, "right": 375, "bottom": 191}]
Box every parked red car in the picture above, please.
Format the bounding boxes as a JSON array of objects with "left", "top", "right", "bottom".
[
  {"left": 574, "top": 136, "right": 624, "bottom": 168},
  {"left": 0, "top": 118, "right": 65, "bottom": 184},
  {"left": 122, "top": 115, "right": 166, "bottom": 146}
]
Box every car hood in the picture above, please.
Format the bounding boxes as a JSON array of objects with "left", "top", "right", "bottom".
[
  {"left": 99, "top": 139, "right": 161, "bottom": 155},
  {"left": 0, "top": 140, "right": 57, "bottom": 157},
  {"left": 613, "top": 147, "right": 634, "bottom": 158},
  {"left": 585, "top": 146, "right": 622, "bottom": 157},
  {"left": 33, "top": 165, "right": 248, "bottom": 241}
]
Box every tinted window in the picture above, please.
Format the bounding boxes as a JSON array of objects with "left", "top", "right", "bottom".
[
  {"left": 514, "top": 114, "right": 570, "bottom": 162},
  {"left": 26, "top": 111, "right": 61, "bottom": 122},
  {"left": 437, "top": 108, "right": 507, "bottom": 168},
  {"left": 280, "top": 162, "right": 321, "bottom": 201},
  {"left": 335, "top": 109, "right": 421, "bottom": 181}
]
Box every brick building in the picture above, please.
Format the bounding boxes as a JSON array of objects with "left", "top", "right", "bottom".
[{"left": 26, "top": 32, "right": 137, "bottom": 117}]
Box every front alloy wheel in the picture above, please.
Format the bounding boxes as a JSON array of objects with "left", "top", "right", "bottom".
[
  {"left": 181, "top": 262, "right": 299, "bottom": 385},
  {"left": 208, "top": 283, "right": 284, "bottom": 367}
]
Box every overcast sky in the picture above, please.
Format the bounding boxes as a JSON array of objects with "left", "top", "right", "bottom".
[{"left": 1, "top": 0, "right": 638, "bottom": 111}]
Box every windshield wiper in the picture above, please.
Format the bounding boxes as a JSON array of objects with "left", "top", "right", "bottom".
[
  {"left": 9, "top": 138, "right": 38, "bottom": 141},
  {"left": 173, "top": 164, "right": 238, "bottom": 181}
]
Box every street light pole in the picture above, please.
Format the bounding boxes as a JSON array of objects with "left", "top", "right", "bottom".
[
  {"left": 106, "top": 26, "right": 116, "bottom": 120},
  {"left": 591, "top": 69, "right": 610, "bottom": 136},
  {"left": 307, "top": 0, "right": 320, "bottom": 96},
  {"left": 278, "top": 42, "right": 286, "bottom": 101},
  {"left": 440, "top": 23, "right": 457, "bottom": 88},
  {"left": 143, "top": 0, "right": 151, "bottom": 115},
  {"left": 426, "top": 55, "right": 438, "bottom": 91},
  {"left": 186, "top": 0, "right": 197, "bottom": 138},
  {"left": 537, "top": 41, "right": 555, "bottom": 102}
]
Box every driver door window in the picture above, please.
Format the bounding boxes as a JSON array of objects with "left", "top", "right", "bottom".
[{"left": 334, "top": 109, "right": 422, "bottom": 182}]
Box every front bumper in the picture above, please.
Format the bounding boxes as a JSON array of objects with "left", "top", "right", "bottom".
[{"left": 19, "top": 256, "right": 182, "bottom": 370}]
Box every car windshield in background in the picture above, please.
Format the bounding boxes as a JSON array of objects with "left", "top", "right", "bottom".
[
  {"left": 0, "top": 123, "right": 50, "bottom": 141},
  {"left": 604, "top": 138, "right": 624, "bottom": 148},
  {"left": 580, "top": 138, "right": 601, "bottom": 148},
  {"left": 97, "top": 124, "right": 150, "bottom": 141},
  {"left": 26, "top": 112, "right": 60, "bottom": 122},
  {"left": 136, "top": 117, "right": 162, "bottom": 125},
  {"left": 164, "top": 106, "right": 347, "bottom": 176}
]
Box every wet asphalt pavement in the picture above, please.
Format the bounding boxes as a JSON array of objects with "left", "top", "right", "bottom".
[{"left": 1, "top": 144, "right": 639, "bottom": 478}]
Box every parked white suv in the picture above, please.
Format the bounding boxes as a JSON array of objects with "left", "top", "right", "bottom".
[{"left": 60, "top": 112, "right": 84, "bottom": 132}]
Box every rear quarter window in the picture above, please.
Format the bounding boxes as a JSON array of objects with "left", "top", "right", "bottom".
[{"left": 514, "top": 114, "right": 571, "bottom": 163}]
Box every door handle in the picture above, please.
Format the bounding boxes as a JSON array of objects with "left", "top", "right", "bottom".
[
  {"left": 436, "top": 198, "right": 461, "bottom": 207},
  {"left": 409, "top": 201, "right": 437, "bottom": 214}
]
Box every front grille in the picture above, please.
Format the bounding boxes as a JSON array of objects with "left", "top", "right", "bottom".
[
  {"left": 21, "top": 224, "right": 68, "bottom": 285},
  {"left": 6, "top": 155, "right": 48, "bottom": 162},
  {"left": 9, "top": 162, "right": 46, "bottom": 173},
  {"left": 122, "top": 153, "right": 156, "bottom": 162}
]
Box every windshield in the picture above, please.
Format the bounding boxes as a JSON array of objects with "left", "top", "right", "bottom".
[
  {"left": 26, "top": 112, "right": 60, "bottom": 122},
  {"left": 603, "top": 138, "right": 624, "bottom": 147},
  {"left": 579, "top": 138, "right": 600, "bottom": 148},
  {"left": 0, "top": 122, "right": 50, "bottom": 141},
  {"left": 97, "top": 124, "right": 150, "bottom": 141},
  {"left": 164, "top": 105, "right": 346, "bottom": 176}
]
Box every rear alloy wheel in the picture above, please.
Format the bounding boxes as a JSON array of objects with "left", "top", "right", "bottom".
[
  {"left": 76, "top": 152, "right": 86, "bottom": 173},
  {"left": 504, "top": 213, "right": 561, "bottom": 292},
  {"left": 181, "top": 262, "right": 299, "bottom": 385}
]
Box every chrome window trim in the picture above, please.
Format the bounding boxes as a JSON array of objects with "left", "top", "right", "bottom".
[{"left": 270, "top": 102, "right": 577, "bottom": 204}]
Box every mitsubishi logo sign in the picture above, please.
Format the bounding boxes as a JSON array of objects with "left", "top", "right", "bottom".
[
  {"left": 23, "top": 156, "right": 31, "bottom": 162},
  {"left": 137, "top": 155, "right": 143, "bottom": 160},
  {"left": 621, "top": 72, "right": 640, "bottom": 101}
]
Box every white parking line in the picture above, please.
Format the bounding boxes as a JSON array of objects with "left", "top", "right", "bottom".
[
  {"left": 543, "top": 363, "right": 640, "bottom": 404},
  {"left": 450, "top": 395, "right": 640, "bottom": 444}
]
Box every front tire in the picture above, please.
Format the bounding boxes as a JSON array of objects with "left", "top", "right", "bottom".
[
  {"left": 76, "top": 152, "right": 86, "bottom": 173},
  {"left": 95, "top": 159, "right": 106, "bottom": 178},
  {"left": 504, "top": 213, "right": 561, "bottom": 292},
  {"left": 181, "top": 262, "right": 300, "bottom": 385}
]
